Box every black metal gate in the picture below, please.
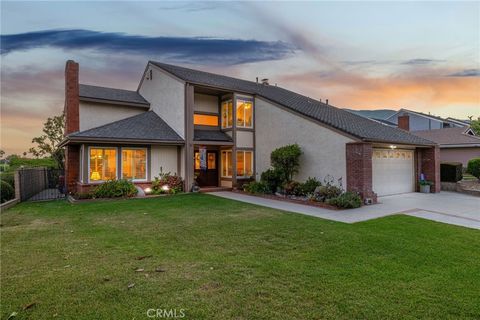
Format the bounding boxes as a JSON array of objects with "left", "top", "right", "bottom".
[{"left": 18, "top": 168, "right": 65, "bottom": 201}]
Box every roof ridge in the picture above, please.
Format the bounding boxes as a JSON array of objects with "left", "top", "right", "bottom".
[{"left": 79, "top": 83, "right": 138, "bottom": 93}]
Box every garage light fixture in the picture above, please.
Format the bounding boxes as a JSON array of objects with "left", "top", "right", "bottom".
[{"left": 389, "top": 145, "right": 397, "bottom": 149}]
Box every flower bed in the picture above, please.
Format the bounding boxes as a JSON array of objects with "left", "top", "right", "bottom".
[{"left": 233, "top": 189, "right": 341, "bottom": 210}]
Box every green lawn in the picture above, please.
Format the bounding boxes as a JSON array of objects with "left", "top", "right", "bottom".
[{"left": 1, "top": 194, "right": 479, "bottom": 319}]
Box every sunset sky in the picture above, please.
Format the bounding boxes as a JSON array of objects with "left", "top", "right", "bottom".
[{"left": 1, "top": 1, "right": 479, "bottom": 155}]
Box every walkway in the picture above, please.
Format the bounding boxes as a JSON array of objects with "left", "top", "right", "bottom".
[{"left": 210, "top": 191, "right": 480, "bottom": 230}]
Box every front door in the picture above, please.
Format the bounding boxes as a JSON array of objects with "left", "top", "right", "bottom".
[{"left": 195, "top": 151, "right": 218, "bottom": 187}]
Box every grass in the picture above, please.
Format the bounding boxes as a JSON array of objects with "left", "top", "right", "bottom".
[{"left": 1, "top": 194, "right": 479, "bottom": 319}]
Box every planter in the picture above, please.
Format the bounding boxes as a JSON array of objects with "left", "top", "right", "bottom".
[{"left": 420, "top": 185, "right": 431, "bottom": 193}]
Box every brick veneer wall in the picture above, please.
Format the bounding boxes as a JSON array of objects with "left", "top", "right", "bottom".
[
  {"left": 346, "top": 142, "right": 378, "bottom": 203},
  {"left": 420, "top": 146, "right": 441, "bottom": 193},
  {"left": 64, "top": 60, "right": 80, "bottom": 193},
  {"left": 65, "top": 145, "right": 80, "bottom": 193}
]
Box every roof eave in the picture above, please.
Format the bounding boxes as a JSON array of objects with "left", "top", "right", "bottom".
[
  {"left": 62, "top": 136, "right": 184, "bottom": 145},
  {"left": 79, "top": 96, "right": 150, "bottom": 108}
]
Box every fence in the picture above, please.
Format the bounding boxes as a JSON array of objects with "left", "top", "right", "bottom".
[{"left": 17, "top": 167, "right": 65, "bottom": 201}]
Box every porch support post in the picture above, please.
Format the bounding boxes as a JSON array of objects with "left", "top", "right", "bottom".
[
  {"left": 346, "top": 142, "right": 377, "bottom": 203},
  {"left": 420, "top": 145, "right": 440, "bottom": 193},
  {"left": 184, "top": 83, "right": 195, "bottom": 191}
]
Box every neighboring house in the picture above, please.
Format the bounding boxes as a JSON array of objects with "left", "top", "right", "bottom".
[
  {"left": 411, "top": 127, "right": 480, "bottom": 166},
  {"left": 61, "top": 60, "right": 440, "bottom": 201},
  {"left": 386, "top": 108, "right": 467, "bottom": 131}
]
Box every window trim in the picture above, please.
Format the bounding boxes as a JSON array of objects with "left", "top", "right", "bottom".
[
  {"left": 87, "top": 146, "right": 118, "bottom": 184},
  {"left": 120, "top": 147, "right": 148, "bottom": 182},
  {"left": 221, "top": 150, "right": 233, "bottom": 178},
  {"left": 221, "top": 99, "right": 233, "bottom": 129},
  {"left": 235, "top": 98, "right": 254, "bottom": 129},
  {"left": 236, "top": 150, "right": 254, "bottom": 178}
]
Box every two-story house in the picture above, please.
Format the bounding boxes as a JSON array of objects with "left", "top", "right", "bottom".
[{"left": 61, "top": 60, "right": 440, "bottom": 201}]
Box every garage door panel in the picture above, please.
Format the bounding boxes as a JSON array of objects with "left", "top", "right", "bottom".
[{"left": 373, "top": 149, "right": 414, "bottom": 196}]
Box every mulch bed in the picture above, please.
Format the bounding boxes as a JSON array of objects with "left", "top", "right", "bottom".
[{"left": 232, "top": 190, "right": 341, "bottom": 210}]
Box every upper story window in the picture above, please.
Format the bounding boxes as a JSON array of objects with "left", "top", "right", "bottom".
[
  {"left": 221, "top": 100, "right": 233, "bottom": 128},
  {"left": 194, "top": 114, "right": 219, "bottom": 126},
  {"left": 89, "top": 147, "right": 117, "bottom": 182},
  {"left": 236, "top": 99, "right": 253, "bottom": 128}
]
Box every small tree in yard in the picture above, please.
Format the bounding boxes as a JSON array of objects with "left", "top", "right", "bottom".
[
  {"left": 270, "top": 144, "right": 302, "bottom": 182},
  {"left": 29, "top": 113, "right": 65, "bottom": 169}
]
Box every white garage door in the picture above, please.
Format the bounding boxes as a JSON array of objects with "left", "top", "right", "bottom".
[{"left": 372, "top": 149, "right": 415, "bottom": 196}]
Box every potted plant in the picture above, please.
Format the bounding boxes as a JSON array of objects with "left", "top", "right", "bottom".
[{"left": 419, "top": 180, "right": 433, "bottom": 193}]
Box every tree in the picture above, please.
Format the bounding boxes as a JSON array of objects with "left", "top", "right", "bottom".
[
  {"left": 470, "top": 117, "right": 480, "bottom": 136},
  {"left": 270, "top": 144, "right": 303, "bottom": 182},
  {"left": 29, "top": 113, "right": 65, "bottom": 169},
  {"left": 0, "top": 150, "right": 4, "bottom": 159}
]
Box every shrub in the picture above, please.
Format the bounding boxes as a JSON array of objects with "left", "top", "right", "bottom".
[
  {"left": 152, "top": 172, "right": 183, "bottom": 194},
  {"left": 8, "top": 156, "right": 58, "bottom": 170},
  {"left": 467, "top": 158, "right": 480, "bottom": 179},
  {"left": 440, "top": 162, "right": 463, "bottom": 182},
  {"left": 244, "top": 181, "right": 270, "bottom": 194},
  {"left": 327, "top": 192, "right": 362, "bottom": 209},
  {"left": 260, "top": 168, "right": 283, "bottom": 193},
  {"left": 295, "top": 177, "right": 322, "bottom": 196},
  {"left": 270, "top": 144, "right": 302, "bottom": 182},
  {"left": 0, "top": 172, "right": 15, "bottom": 186},
  {"left": 1, "top": 181, "right": 15, "bottom": 203},
  {"left": 313, "top": 184, "right": 342, "bottom": 202},
  {"left": 283, "top": 181, "right": 301, "bottom": 196},
  {"left": 91, "top": 179, "right": 137, "bottom": 198}
]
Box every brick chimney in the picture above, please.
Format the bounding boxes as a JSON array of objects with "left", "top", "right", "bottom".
[
  {"left": 64, "top": 60, "right": 80, "bottom": 194},
  {"left": 64, "top": 60, "right": 79, "bottom": 135},
  {"left": 398, "top": 113, "right": 410, "bottom": 131}
]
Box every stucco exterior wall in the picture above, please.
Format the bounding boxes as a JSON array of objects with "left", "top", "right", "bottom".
[
  {"left": 79, "top": 101, "right": 145, "bottom": 131},
  {"left": 194, "top": 93, "right": 218, "bottom": 113},
  {"left": 236, "top": 131, "right": 254, "bottom": 148},
  {"left": 255, "top": 98, "right": 355, "bottom": 185},
  {"left": 440, "top": 147, "right": 480, "bottom": 167},
  {"left": 139, "top": 65, "right": 185, "bottom": 138},
  {"left": 151, "top": 146, "right": 179, "bottom": 178}
]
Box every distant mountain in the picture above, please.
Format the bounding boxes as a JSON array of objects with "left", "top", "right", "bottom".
[{"left": 345, "top": 109, "right": 397, "bottom": 120}]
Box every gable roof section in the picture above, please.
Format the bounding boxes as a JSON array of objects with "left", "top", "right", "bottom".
[
  {"left": 386, "top": 108, "right": 456, "bottom": 125},
  {"left": 79, "top": 84, "right": 150, "bottom": 107},
  {"left": 411, "top": 127, "right": 480, "bottom": 147},
  {"left": 150, "top": 61, "right": 434, "bottom": 146},
  {"left": 68, "top": 111, "right": 183, "bottom": 143}
]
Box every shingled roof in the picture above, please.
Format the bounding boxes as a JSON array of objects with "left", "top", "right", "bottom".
[
  {"left": 412, "top": 127, "right": 480, "bottom": 147},
  {"left": 68, "top": 111, "right": 183, "bottom": 143},
  {"left": 79, "top": 84, "right": 149, "bottom": 107},
  {"left": 194, "top": 129, "right": 233, "bottom": 142},
  {"left": 150, "top": 61, "right": 434, "bottom": 146}
]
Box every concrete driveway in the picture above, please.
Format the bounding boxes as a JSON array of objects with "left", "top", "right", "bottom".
[{"left": 210, "top": 191, "right": 480, "bottom": 230}]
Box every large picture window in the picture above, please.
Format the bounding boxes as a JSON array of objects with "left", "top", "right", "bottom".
[
  {"left": 221, "top": 100, "right": 233, "bottom": 128},
  {"left": 89, "top": 148, "right": 117, "bottom": 182},
  {"left": 236, "top": 151, "right": 253, "bottom": 178},
  {"left": 221, "top": 150, "right": 233, "bottom": 177},
  {"left": 236, "top": 99, "right": 253, "bottom": 128},
  {"left": 122, "top": 148, "right": 147, "bottom": 181}
]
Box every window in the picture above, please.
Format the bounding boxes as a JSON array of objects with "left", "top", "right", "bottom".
[
  {"left": 236, "top": 151, "right": 253, "bottom": 178},
  {"left": 221, "top": 100, "right": 233, "bottom": 128},
  {"left": 236, "top": 99, "right": 253, "bottom": 128},
  {"left": 221, "top": 150, "right": 233, "bottom": 177},
  {"left": 194, "top": 114, "right": 219, "bottom": 126},
  {"left": 122, "top": 148, "right": 147, "bottom": 181},
  {"left": 89, "top": 148, "right": 117, "bottom": 182},
  {"left": 195, "top": 152, "right": 217, "bottom": 170}
]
